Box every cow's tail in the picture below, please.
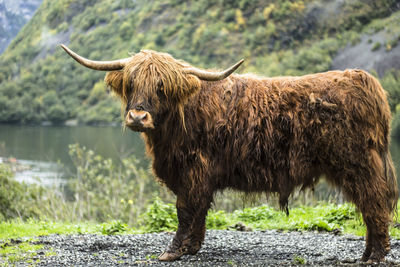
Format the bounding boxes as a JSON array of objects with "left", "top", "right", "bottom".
[{"left": 383, "top": 151, "right": 399, "bottom": 220}]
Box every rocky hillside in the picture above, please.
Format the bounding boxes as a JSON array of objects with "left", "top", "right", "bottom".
[
  {"left": 0, "top": 0, "right": 42, "bottom": 53},
  {"left": 0, "top": 0, "right": 399, "bottom": 126}
]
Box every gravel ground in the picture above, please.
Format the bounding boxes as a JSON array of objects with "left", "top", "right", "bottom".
[{"left": 16, "top": 230, "right": 400, "bottom": 266}]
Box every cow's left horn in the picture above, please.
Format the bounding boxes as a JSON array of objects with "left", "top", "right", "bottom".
[
  {"left": 60, "top": 44, "right": 131, "bottom": 71},
  {"left": 184, "top": 59, "right": 244, "bottom": 81}
]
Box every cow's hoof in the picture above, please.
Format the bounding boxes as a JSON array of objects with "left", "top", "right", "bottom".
[
  {"left": 366, "top": 254, "right": 386, "bottom": 264},
  {"left": 187, "top": 241, "right": 201, "bottom": 255},
  {"left": 158, "top": 251, "right": 184, "bottom": 261},
  {"left": 361, "top": 249, "right": 371, "bottom": 262}
]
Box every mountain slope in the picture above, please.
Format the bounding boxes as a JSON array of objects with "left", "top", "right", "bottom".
[
  {"left": 0, "top": 0, "right": 42, "bottom": 53},
  {"left": 0, "top": 0, "right": 399, "bottom": 125}
]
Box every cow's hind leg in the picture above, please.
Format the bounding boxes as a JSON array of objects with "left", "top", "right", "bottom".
[
  {"left": 158, "top": 194, "right": 212, "bottom": 261},
  {"left": 340, "top": 150, "right": 394, "bottom": 263},
  {"left": 343, "top": 179, "right": 391, "bottom": 262}
]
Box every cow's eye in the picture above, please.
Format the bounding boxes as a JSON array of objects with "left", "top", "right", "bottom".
[
  {"left": 157, "top": 80, "right": 163, "bottom": 89},
  {"left": 157, "top": 89, "right": 166, "bottom": 100}
]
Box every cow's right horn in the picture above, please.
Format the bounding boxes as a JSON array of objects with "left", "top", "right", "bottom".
[
  {"left": 60, "top": 44, "right": 131, "bottom": 71},
  {"left": 184, "top": 59, "right": 244, "bottom": 81}
]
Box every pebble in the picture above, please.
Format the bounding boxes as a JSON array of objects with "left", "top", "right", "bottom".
[{"left": 9, "top": 230, "right": 400, "bottom": 266}]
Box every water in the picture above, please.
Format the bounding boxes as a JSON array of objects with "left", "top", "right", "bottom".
[
  {"left": 0, "top": 124, "right": 147, "bottom": 184},
  {"left": 1, "top": 124, "right": 400, "bottom": 193}
]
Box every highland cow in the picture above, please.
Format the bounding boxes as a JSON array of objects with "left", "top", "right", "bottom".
[{"left": 61, "top": 44, "right": 398, "bottom": 263}]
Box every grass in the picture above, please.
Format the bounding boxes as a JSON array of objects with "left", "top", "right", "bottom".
[
  {"left": 292, "top": 254, "right": 307, "bottom": 265},
  {"left": 0, "top": 242, "right": 43, "bottom": 265},
  {"left": 2, "top": 203, "right": 399, "bottom": 240},
  {"left": 0, "top": 219, "right": 145, "bottom": 240}
]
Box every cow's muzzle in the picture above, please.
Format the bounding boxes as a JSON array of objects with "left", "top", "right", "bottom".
[{"left": 125, "top": 110, "right": 155, "bottom": 132}]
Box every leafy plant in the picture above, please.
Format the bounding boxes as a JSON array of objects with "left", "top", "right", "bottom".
[
  {"left": 0, "top": 164, "right": 44, "bottom": 220},
  {"left": 101, "top": 220, "right": 128, "bottom": 235},
  {"left": 141, "top": 196, "right": 178, "bottom": 232},
  {"left": 206, "top": 210, "right": 230, "bottom": 229},
  {"left": 293, "top": 254, "right": 307, "bottom": 265},
  {"left": 324, "top": 204, "right": 356, "bottom": 224},
  {"left": 233, "top": 205, "right": 275, "bottom": 222}
]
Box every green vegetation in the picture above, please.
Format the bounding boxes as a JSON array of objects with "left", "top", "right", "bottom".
[
  {"left": 0, "top": 144, "right": 171, "bottom": 224},
  {"left": 0, "top": 240, "right": 44, "bottom": 265},
  {"left": 371, "top": 42, "right": 381, "bottom": 51},
  {"left": 141, "top": 196, "right": 178, "bottom": 232},
  {"left": 2, "top": 186, "right": 400, "bottom": 239},
  {"left": 1, "top": 145, "right": 399, "bottom": 239},
  {"left": 0, "top": 0, "right": 399, "bottom": 125},
  {"left": 293, "top": 254, "right": 307, "bottom": 265},
  {"left": 0, "top": 220, "right": 100, "bottom": 240}
]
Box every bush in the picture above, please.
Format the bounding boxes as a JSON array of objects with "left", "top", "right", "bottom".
[
  {"left": 141, "top": 196, "right": 178, "bottom": 232},
  {"left": 324, "top": 204, "right": 356, "bottom": 224},
  {"left": 206, "top": 210, "right": 230, "bottom": 229},
  {"left": 371, "top": 42, "right": 381, "bottom": 51},
  {"left": 101, "top": 220, "right": 128, "bottom": 235},
  {"left": 47, "top": 104, "right": 68, "bottom": 123},
  {"left": 0, "top": 165, "right": 44, "bottom": 220},
  {"left": 0, "top": 144, "right": 160, "bottom": 224},
  {"left": 233, "top": 205, "right": 276, "bottom": 222},
  {"left": 65, "top": 144, "right": 156, "bottom": 223}
]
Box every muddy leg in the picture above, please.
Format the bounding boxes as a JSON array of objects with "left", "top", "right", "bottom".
[
  {"left": 360, "top": 229, "right": 372, "bottom": 262},
  {"left": 185, "top": 202, "right": 211, "bottom": 255},
  {"left": 363, "top": 212, "right": 390, "bottom": 262},
  {"left": 158, "top": 195, "right": 211, "bottom": 261},
  {"left": 343, "top": 182, "right": 391, "bottom": 263}
]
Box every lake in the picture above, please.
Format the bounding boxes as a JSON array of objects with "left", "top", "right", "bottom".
[
  {"left": 0, "top": 124, "right": 147, "bottom": 184},
  {"left": 1, "top": 124, "right": 400, "bottom": 193}
]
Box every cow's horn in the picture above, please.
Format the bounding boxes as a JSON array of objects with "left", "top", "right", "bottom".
[
  {"left": 60, "top": 44, "right": 131, "bottom": 71},
  {"left": 184, "top": 59, "right": 244, "bottom": 81}
]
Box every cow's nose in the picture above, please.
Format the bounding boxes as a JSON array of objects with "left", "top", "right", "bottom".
[
  {"left": 125, "top": 109, "right": 154, "bottom": 131},
  {"left": 127, "top": 110, "right": 148, "bottom": 125},
  {"left": 129, "top": 110, "right": 147, "bottom": 122}
]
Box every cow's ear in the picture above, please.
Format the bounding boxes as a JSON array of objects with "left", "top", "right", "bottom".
[
  {"left": 181, "top": 74, "right": 201, "bottom": 102},
  {"left": 162, "top": 72, "right": 201, "bottom": 104},
  {"left": 105, "top": 71, "right": 124, "bottom": 97}
]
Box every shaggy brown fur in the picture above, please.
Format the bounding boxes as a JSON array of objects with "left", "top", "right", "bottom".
[{"left": 104, "top": 50, "right": 398, "bottom": 263}]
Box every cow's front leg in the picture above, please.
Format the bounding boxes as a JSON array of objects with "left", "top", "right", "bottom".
[
  {"left": 182, "top": 199, "right": 211, "bottom": 256},
  {"left": 158, "top": 195, "right": 211, "bottom": 261}
]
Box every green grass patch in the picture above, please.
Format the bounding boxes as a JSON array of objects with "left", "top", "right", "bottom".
[
  {"left": 1, "top": 201, "right": 399, "bottom": 242},
  {"left": 0, "top": 220, "right": 101, "bottom": 240},
  {"left": 0, "top": 241, "right": 43, "bottom": 265},
  {"left": 137, "top": 199, "right": 400, "bottom": 239},
  {"left": 2, "top": 202, "right": 400, "bottom": 239}
]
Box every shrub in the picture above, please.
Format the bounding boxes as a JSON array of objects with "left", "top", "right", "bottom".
[
  {"left": 47, "top": 104, "right": 68, "bottom": 123},
  {"left": 324, "top": 204, "right": 356, "bottom": 224},
  {"left": 371, "top": 42, "right": 381, "bottom": 51},
  {"left": 0, "top": 144, "right": 160, "bottom": 224},
  {"left": 101, "top": 220, "right": 128, "bottom": 235},
  {"left": 206, "top": 210, "right": 229, "bottom": 229},
  {"left": 141, "top": 196, "right": 178, "bottom": 232},
  {"left": 233, "top": 205, "right": 276, "bottom": 222},
  {"left": 65, "top": 144, "right": 156, "bottom": 224},
  {"left": 0, "top": 165, "right": 43, "bottom": 220}
]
